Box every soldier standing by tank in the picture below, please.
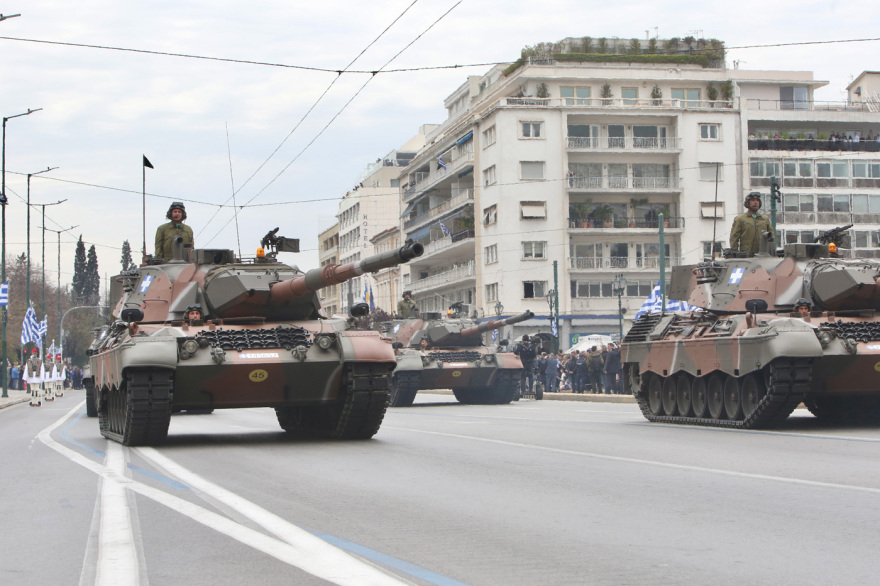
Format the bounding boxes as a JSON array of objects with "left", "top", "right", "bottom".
[
  {"left": 396, "top": 291, "right": 419, "bottom": 318},
  {"left": 155, "top": 202, "right": 194, "bottom": 262},
  {"left": 514, "top": 335, "right": 536, "bottom": 393},
  {"left": 729, "top": 192, "right": 775, "bottom": 256}
]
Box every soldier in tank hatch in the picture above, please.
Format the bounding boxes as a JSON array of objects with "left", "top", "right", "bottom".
[
  {"left": 729, "top": 192, "right": 775, "bottom": 256},
  {"left": 397, "top": 291, "right": 419, "bottom": 319},
  {"left": 155, "top": 202, "right": 194, "bottom": 262}
]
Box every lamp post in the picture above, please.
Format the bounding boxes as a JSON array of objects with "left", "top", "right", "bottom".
[
  {"left": 494, "top": 301, "right": 503, "bottom": 317},
  {"left": 612, "top": 273, "right": 628, "bottom": 341},
  {"left": 47, "top": 225, "right": 78, "bottom": 348},
  {"left": 2, "top": 107, "right": 42, "bottom": 398},
  {"left": 27, "top": 167, "right": 58, "bottom": 308},
  {"left": 38, "top": 199, "right": 66, "bottom": 349},
  {"left": 545, "top": 287, "right": 558, "bottom": 353}
]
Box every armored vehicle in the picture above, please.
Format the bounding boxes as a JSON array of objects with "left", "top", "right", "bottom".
[
  {"left": 622, "top": 225, "right": 880, "bottom": 427},
  {"left": 386, "top": 307, "right": 534, "bottom": 406},
  {"left": 84, "top": 229, "right": 423, "bottom": 445}
]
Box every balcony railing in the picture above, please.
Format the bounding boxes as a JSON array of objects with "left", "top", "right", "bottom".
[
  {"left": 410, "top": 261, "right": 476, "bottom": 292},
  {"left": 403, "top": 190, "right": 474, "bottom": 230},
  {"left": 404, "top": 151, "right": 474, "bottom": 202},
  {"left": 748, "top": 138, "right": 880, "bottom": 152},
  {"left": 751, "top": 177, "right": 880, "bottom": 189},
  {"left": 502, "top": 97, "right": 734, "bottom": 109},
  {"left": 570, "top": 256, "right": 684, "bottom": 270},
  {"left": 568, "top": 216, "right": 685, "bottom": 229},
  {"left": 568, "top": 137, "right": 681, "bottom": 150},
  {"left": 416, "top": 228, "right": 475, "bottom": 257},
  {"left": 745, "top": 99, "right": 877, "bottom": 113},
  {"left": 568, "top": 176, "right": 681, "bottom": 190}
]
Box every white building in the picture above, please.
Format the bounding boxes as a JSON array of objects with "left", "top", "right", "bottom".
[{"left": 397, "top": 39, "right": 880, "bottom": 345}]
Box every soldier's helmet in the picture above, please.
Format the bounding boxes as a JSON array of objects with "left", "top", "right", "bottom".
[
  {"left": 794, "top": 297, "right": 811, "bottom": 309},
  {"left": 185, "top": 303, "right": 203, "bottom": 317},
  {"left": 522, "top": 335, "right": 530, "bottom": 341},
  {"left": 31, "top": 348, "right": 38, "bottom": 354},
  {"left": 402, "top": 290, "right": 412, "bottom": 298},
  {"left": 743, "top": 192, "right": 762, "bottom": 208},
  {"left": 166, "top": 202, "right": 187, "bottom": 220}
]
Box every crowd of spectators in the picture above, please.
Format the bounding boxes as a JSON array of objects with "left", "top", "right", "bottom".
[
  {"left": 533, "top": 343, "right": 623, "bottom": 394},
  {"left": 748, "top": 131, "right": 880, "bottom": 152}
]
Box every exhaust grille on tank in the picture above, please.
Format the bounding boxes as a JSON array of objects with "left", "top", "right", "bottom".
[
  {"left": 623, "top": 314, "right": 663, "bottom": 342},
  {"left": 428, "top": 350, "right": 482, "bottom": 363},
  {"left": 820, "top": 321, "right": 880, "bottom": 343},
  {"left": 198, "top": 326, "right": 312, "bottom": 351}
]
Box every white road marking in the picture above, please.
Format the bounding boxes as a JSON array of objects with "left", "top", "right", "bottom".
[
  {"left": 387, "top": 426, "right": 880, "bottom": 495},
  {"left": 97, "top": 442, "right": 139, "bottom": 586},
  {"left": 39, "top": 403, "right": 407, "bottom": 586}
]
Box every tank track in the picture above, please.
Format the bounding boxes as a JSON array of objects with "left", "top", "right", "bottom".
[
  {"left": 99, "top": 368, "right": 173, "bottom": 446},
  {"left": 631, "top": 358, "right": 810, "bottom": 429},
  {"left": 389, "top": 371, "right": 420, "bottom": 407},
  {"left": 453, "top": 369, "right": 519, "bottom": 405}
]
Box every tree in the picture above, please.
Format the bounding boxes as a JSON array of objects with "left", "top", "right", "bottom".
[
  {"left": 120, "top": 240, "right": 134, "bottom": 272},
  {"left": 84, "top": 245, "right": 100, "bottom": 306},
  {"left": 72, "top": 235, "right": 86, "bottom": 300},
  {"left": 628, "top": 38, "right": 641, "bottom": 55},
  {"left": 581, "top": 36, "right": 593, "bottom": 53},
  {"left": 596, "top": 37, "right": 608, "bottom": 54}
]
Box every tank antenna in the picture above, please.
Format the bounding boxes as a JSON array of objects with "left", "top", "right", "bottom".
[
  {"left": 711, "top": 163, "right": 720, "bottom": 260},
  {"left": 225, "top": 122, "right": 242, "bottom": 258}
]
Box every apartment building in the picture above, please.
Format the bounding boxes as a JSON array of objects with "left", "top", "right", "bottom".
[
  {"left": 396, "top": 39, "right": 880, "bottom": 345},
  {"left": 317, "top": 223, "right": 339, "bottom": 315}
]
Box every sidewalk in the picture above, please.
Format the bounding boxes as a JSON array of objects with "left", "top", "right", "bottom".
[{"left": 0, "top": 388, "right": 35, "bottom": 409}]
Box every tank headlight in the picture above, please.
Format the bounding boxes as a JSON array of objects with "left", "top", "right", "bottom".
[
  {"left": 182, "top": 339, "right": 199, "bottom": 354},
  {"left": 315, "top": 334, "right": 335, "bottom": 350},
  {"left": 179, "top": 349, "right": 192, "bottom": 360},
  {"left": 196, "top": 336, "right": 209, "bottom": 348}
]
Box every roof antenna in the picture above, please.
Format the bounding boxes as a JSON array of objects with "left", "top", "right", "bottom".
[{"left": 225, "top": 122, "right": 242, "bottom": 259}]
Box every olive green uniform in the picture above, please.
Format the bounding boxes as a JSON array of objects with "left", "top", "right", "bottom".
[
  {"left": 397, "top": 298, "right": 418, "bottom": 318},
  {"left": 729, "top": 212, "right": 774, "bottom": 255},
  {"left": 155, "top": 222, "right": 194, "bottom": 261}
]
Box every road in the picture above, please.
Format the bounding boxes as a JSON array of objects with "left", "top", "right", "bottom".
[{"left": 3, "top": 389, "right": 880, "bottom": 585}]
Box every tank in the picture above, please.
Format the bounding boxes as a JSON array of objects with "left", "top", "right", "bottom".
[
  {"left": 84, "top": 229, "right": 423, "bottom": 445},
  {"left": 621, "top": 224, "right": 880, "bottom": 427},
  {"left": 385, "top": 307, "right": 534, "bottom": 406}
]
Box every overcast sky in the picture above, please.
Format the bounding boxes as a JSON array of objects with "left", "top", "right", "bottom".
[{"left": 1, "top": 0, "right": 877, "bottom": 296}]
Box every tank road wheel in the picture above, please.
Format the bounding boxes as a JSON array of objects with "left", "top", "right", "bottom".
[
  {"left": 624, "top": 364, "right": 643, "bottom": 397},
  {"left": 389, "top": 372, "right": 420, "bottom": 407},
  {"left": 691, "top": 377, "right": 708, "bottom": 418},
  {"left": 275, "top": 405, "right": 323, "bottom": 435},
  {"left": 741, "top": 373, "right": 766, "bottom": 420},
  {"left": 707, "top": 374, "right": 726, "bottom": 420},
  {"left": 723, "top": 376, "right": 744, "bottom": 421},
  {"left": 661, "top": 377, "right": 678, "bottom": 416},
  {"left": 676, "top": 375, "right": 694, "bottom": 417},
  {"left": 99, "top": 369, "right": 173, "bottom": 446},
  {"left": 453, "top": 388, "right": 480, "bottom": 404},
  {"left": 647, "top": 375, "right": 664, "bottom": 416}
]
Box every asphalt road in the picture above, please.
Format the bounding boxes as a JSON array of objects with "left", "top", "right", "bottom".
[{"left": 3, "top": 389, "right": 880, "bottom": 585}]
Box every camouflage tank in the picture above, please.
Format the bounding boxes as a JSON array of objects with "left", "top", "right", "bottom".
[
  {"left": 84, "top": 229, "right": 423, "bottom": 445},
  {"left": 385, "top": 307, "right": 534, "bottom": 406},
  {"left": 622, "top": 224, "right": 880, "bottom": 427}
]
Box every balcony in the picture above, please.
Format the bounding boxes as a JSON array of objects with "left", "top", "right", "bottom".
[
  {"left": 404, "top": 151, "right": 474, "bottom": 202},
  {"left": 751, "top": 177, "right": 880, "bottom": 189},
  {"left": 502, "top": 97, "right": 734, "bottom": 109},
  {"left": 567, "top": 136, "right": 681, "bottom": 151},
  {"left": 568, "top": 216, "right": 685, "bottom": 230},
  {"left": 748, "top": 138, "right": 880, "bottom": 153},
  {"left": 567, "top": 176, "right": 681, "bottom": 191},
  {"left": 570, "top": 256, "right": 684, "bottom": 270},
  {"left": 410, "top": 261, "right": 476, "bottom": 293},
  {"left": 403, "top": 190, "right": 474, "bottom": 230},
  {"left": 745, "top": 99, "right": 876, "bottom": 113}
]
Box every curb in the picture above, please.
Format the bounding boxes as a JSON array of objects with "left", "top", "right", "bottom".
[{"left": 423, "top": 389, "right": 635, "bottom": 403}]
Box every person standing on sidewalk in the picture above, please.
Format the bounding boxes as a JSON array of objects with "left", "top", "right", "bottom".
[
  {"left": 543, "top": 353, "right": 559, "bottom": 393},
  {"left": 604, "top": 343, "right": 622, "bottom": 394}
]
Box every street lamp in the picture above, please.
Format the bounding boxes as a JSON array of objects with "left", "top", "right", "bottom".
[
  {"left": 0, "top": 14, "right": 22, "bottom": 22},
  {"left": 612, "top": 273, "right": 628, "bottom": 341},
  {"left": 494, "top": 301, "right": 504, "bottom": 317},
  {"left": 47, "top": 225, "right": 78, "bottom": 348},
  {"left": 2, "top": 107, "right": 42, "bottom": 398},
  {"left": 545, "top": 288, "right": 558, "bottom": 353},
  {"left": 37, "top": 199, "right": 66, "bottom": 348},
  {"left": 27, "top": 167, "right": 58, "bottom": 307}
]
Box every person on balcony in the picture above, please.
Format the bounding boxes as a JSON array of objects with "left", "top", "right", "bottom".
[{"left": 730, "top": 193, "right": 774, "bottom": 256}]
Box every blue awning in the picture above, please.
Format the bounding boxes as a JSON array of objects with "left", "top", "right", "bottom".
[
  {"left": 455, "top": 131, "right": 473, "bottom": 146},
  {"left": 457, "top": 167, "right": 473, "bottom": 178}
]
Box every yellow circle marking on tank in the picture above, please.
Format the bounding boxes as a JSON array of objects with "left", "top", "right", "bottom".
[
  {"left": 249, "top": 369, "right": 269, "bottom": 382},
  {"left": 451, "top": 371, "right": 462, "bottom": 377},
  {"left": 874, "top": 362, "right": 880, "bottom": 373}
]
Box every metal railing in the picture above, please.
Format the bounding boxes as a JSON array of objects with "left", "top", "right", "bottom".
[
  {"left": 403, "top": 190, "right": 474, "bottom": 230},
  {"left": 567, "top": 176, "right": 681, "bottom": 190},
  {"left": 570, "top": 256, "right": 684, "bottom": 270},
  {"left": 503, "top": 97, "right": 734, "bottom": 109},
  {"left": 748, "top": 138, "right": 880, "bottom": 153},
  {"left": 745, "top": 99, "right": 876, "bottom": 113},
  {"left": 410, "top": 261, "right": 477, "bottom": 292},
  {"left": 567, "top": 137, "right": 681, "bottom": 150},
  {"left": 568, "top": 216, "right": 685, "bottom": 229}
]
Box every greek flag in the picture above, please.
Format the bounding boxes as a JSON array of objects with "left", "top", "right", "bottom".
[
  {"left": 437, "top": 155, "right": 447, "bottom": 170},
  {"left": 634, "top": 282, "right": 696, "bottom": 320},
  {"left": 0, "top": 280, "right": 8, "bottom": 307},
  {"left": 21, "top": 305, "right": 41, "bottom": 348},
  {"left": 551, "top": 317, "right": 558, "bottom": 337},
  {"left": 38, "top": 316, "right": 48, "bottom": 338},
  {"left": 368, "top": 284, "right": 375, "bottom": 312},
  {"left": 47, "top": 341, "right": 56, "bottom": 357},
  {"left": 439, "top": 221, "right": 451, "bottom": 237}
]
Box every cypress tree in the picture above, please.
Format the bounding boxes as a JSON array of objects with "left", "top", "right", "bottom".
[
  {"left": 120, "top": 240, "right": 134, "bottom": 272},
  {"left": 84, "top": 244, "right": 100, "bottom": 305},
  {"left": 72, "top": 236, "right": 87, "bottom": 300}
]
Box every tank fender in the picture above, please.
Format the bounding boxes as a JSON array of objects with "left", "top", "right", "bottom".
[
  {"left": 92, "top": 335, "right": 179, "bottom": 389},
  {"left": 394, "top": 350, "right": 424, "bottom": 372},
  {"left": 337, "top": 330, "right": 396, "bottom": 363}
]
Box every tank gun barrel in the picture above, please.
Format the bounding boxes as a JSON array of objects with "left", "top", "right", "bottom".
[
  {"left": 270, "top": 241, "right": 424, "bottom": 303},
  {"left": 459, "top": 310, "right": 535, "bottom": 337}
]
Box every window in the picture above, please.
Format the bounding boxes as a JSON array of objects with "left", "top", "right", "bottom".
[
  {"left": 700, "top": 124, "right": 720, "bottom": 140},
  {"left": 521, "top": 121, "right": 543, "bottom": 138},
  {"left": 783, "top": 230, "right": 817, "bottom": 244},
  {"left": 522, "top": 241, "right": 546, "bottom": 259},
  {"left": 561, "top": 86, "right": 591, "bottom": 105},
  {"left": 672, "top": 88, "right": 700, "bottom": 107},
  {"left": 485, "top": 283, "right": 499, "bottom": 302},
  {"left": 621, "top": 88, "right": 638, "bottom": 105},
  {"left": 852, "top": 194, "right": 880, "bottom": 213},
  {"left": 570, "top": 243, "right": 600, "bottom": 268},
  {"left": 817, "top": 194, "right": 850, "bottom": 212},
  {"left": 483, "top": 204, "right": 497, "bottom": 226},
  {"left": 485, "top": 244, "right": 498, "bottom": 264},
  {"left": 783, "top": 194, "right": 814, "bottom": 212},
  {"left": 700, "top": 201, "right": 724, "bottom": 218},
  {"left": 783, "top": 160, "right": 812, "bottom": 177},
  {"left": 483, "top": 165, "right": 496, "bottom": 186},
  {"left": 699, "top": 162, "right": 723, "bottom": 181},
  {"left": 483, "top": 125, "right": 496, "bottom": 147},
  {"left": 571, "top": 279, "right": 655, "bottom": 298},
  {"left": 523, "top": 281, "right": 547, "bottom": 298},
  {"left": 852, "top": 231, "right": 880, "bottom": 248},
  {"left": 607, "top": 125, "right": 625, "bottom": 148},
  {"left": 520, "top": 201, "right": 547, "bottom": 219},
  {"left": 750, "top": 160, "right": 781, "bottom": 178},
  {"left": 633, "top": 125, "right": 666, "bottom": 148},
  {"left": 702, "top": 241, "right": 724, "bottom": 258},
  {"left": 816, "top": 161, "right": 849, "bottom": 178},
  {"left": 853, "top": 161, "right": 880, "bottom": 178},
  {"left": 520, "top": 161, "right": 545, "bottom": 180},
  {"left": 780, "top": 86, "right": 808, "bottom": 110},
  {"left": 610, "top": 243, "right": 629, "bottom": 268}
]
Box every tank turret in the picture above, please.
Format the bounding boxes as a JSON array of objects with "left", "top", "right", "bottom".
[{"left": 111, "top": 231, "right": 423, "bottom": 323}]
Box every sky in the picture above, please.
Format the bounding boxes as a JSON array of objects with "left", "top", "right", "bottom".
[{"left": 1, "top": 0, "right": 878, "bottom": 295}]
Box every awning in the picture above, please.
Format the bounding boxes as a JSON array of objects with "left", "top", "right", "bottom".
[
  {"left": 455, "top": 131, "right": 473, "bottom": 146},
  {"left": 457, "top": 167, "right": 473, "bottom": 178},
  {"left": 400, "top": 199, "right": 418, "bottom": 219},
  {"left": 407, "top": 224, "right": 431, "bottom": 241}
]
